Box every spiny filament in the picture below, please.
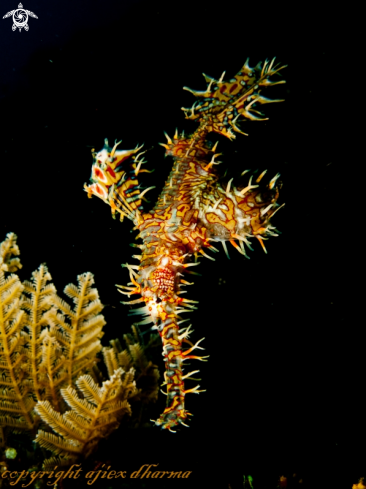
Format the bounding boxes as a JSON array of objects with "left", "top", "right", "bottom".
[{"left": 85, "top": 57, "right": 286, "bottom": 431}]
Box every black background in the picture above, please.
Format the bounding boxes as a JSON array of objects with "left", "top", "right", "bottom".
[{"left": 0, "top": 1, "right": 360, "bottom": 487}]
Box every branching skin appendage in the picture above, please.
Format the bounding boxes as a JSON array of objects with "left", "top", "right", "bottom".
[{"left": 84, "top": 57, "right": 286, "bottom": 432}]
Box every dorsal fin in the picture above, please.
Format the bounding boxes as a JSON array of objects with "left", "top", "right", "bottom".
[
  {"left": 182, "top": 57, "right": 287, "bottom": 140},
  {"left": 84, "top": 139, "right": 152, "bottom": 224}
]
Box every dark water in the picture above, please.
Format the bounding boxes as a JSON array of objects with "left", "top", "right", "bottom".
[{"left": 0, "top": 1, "right": 360, "bottom": 488}]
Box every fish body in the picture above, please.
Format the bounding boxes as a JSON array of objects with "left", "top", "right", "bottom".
[{"left": 85, "top": 57, "right": 286, "bottom": 431}]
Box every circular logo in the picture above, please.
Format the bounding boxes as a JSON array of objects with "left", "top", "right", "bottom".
[{"left": 13, "top": 8, "right": 28, "bottom": 28}]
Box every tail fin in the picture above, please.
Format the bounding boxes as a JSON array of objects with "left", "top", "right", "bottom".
[{"left": 182, "top": 57, "right": 286, "bottom": 140}]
